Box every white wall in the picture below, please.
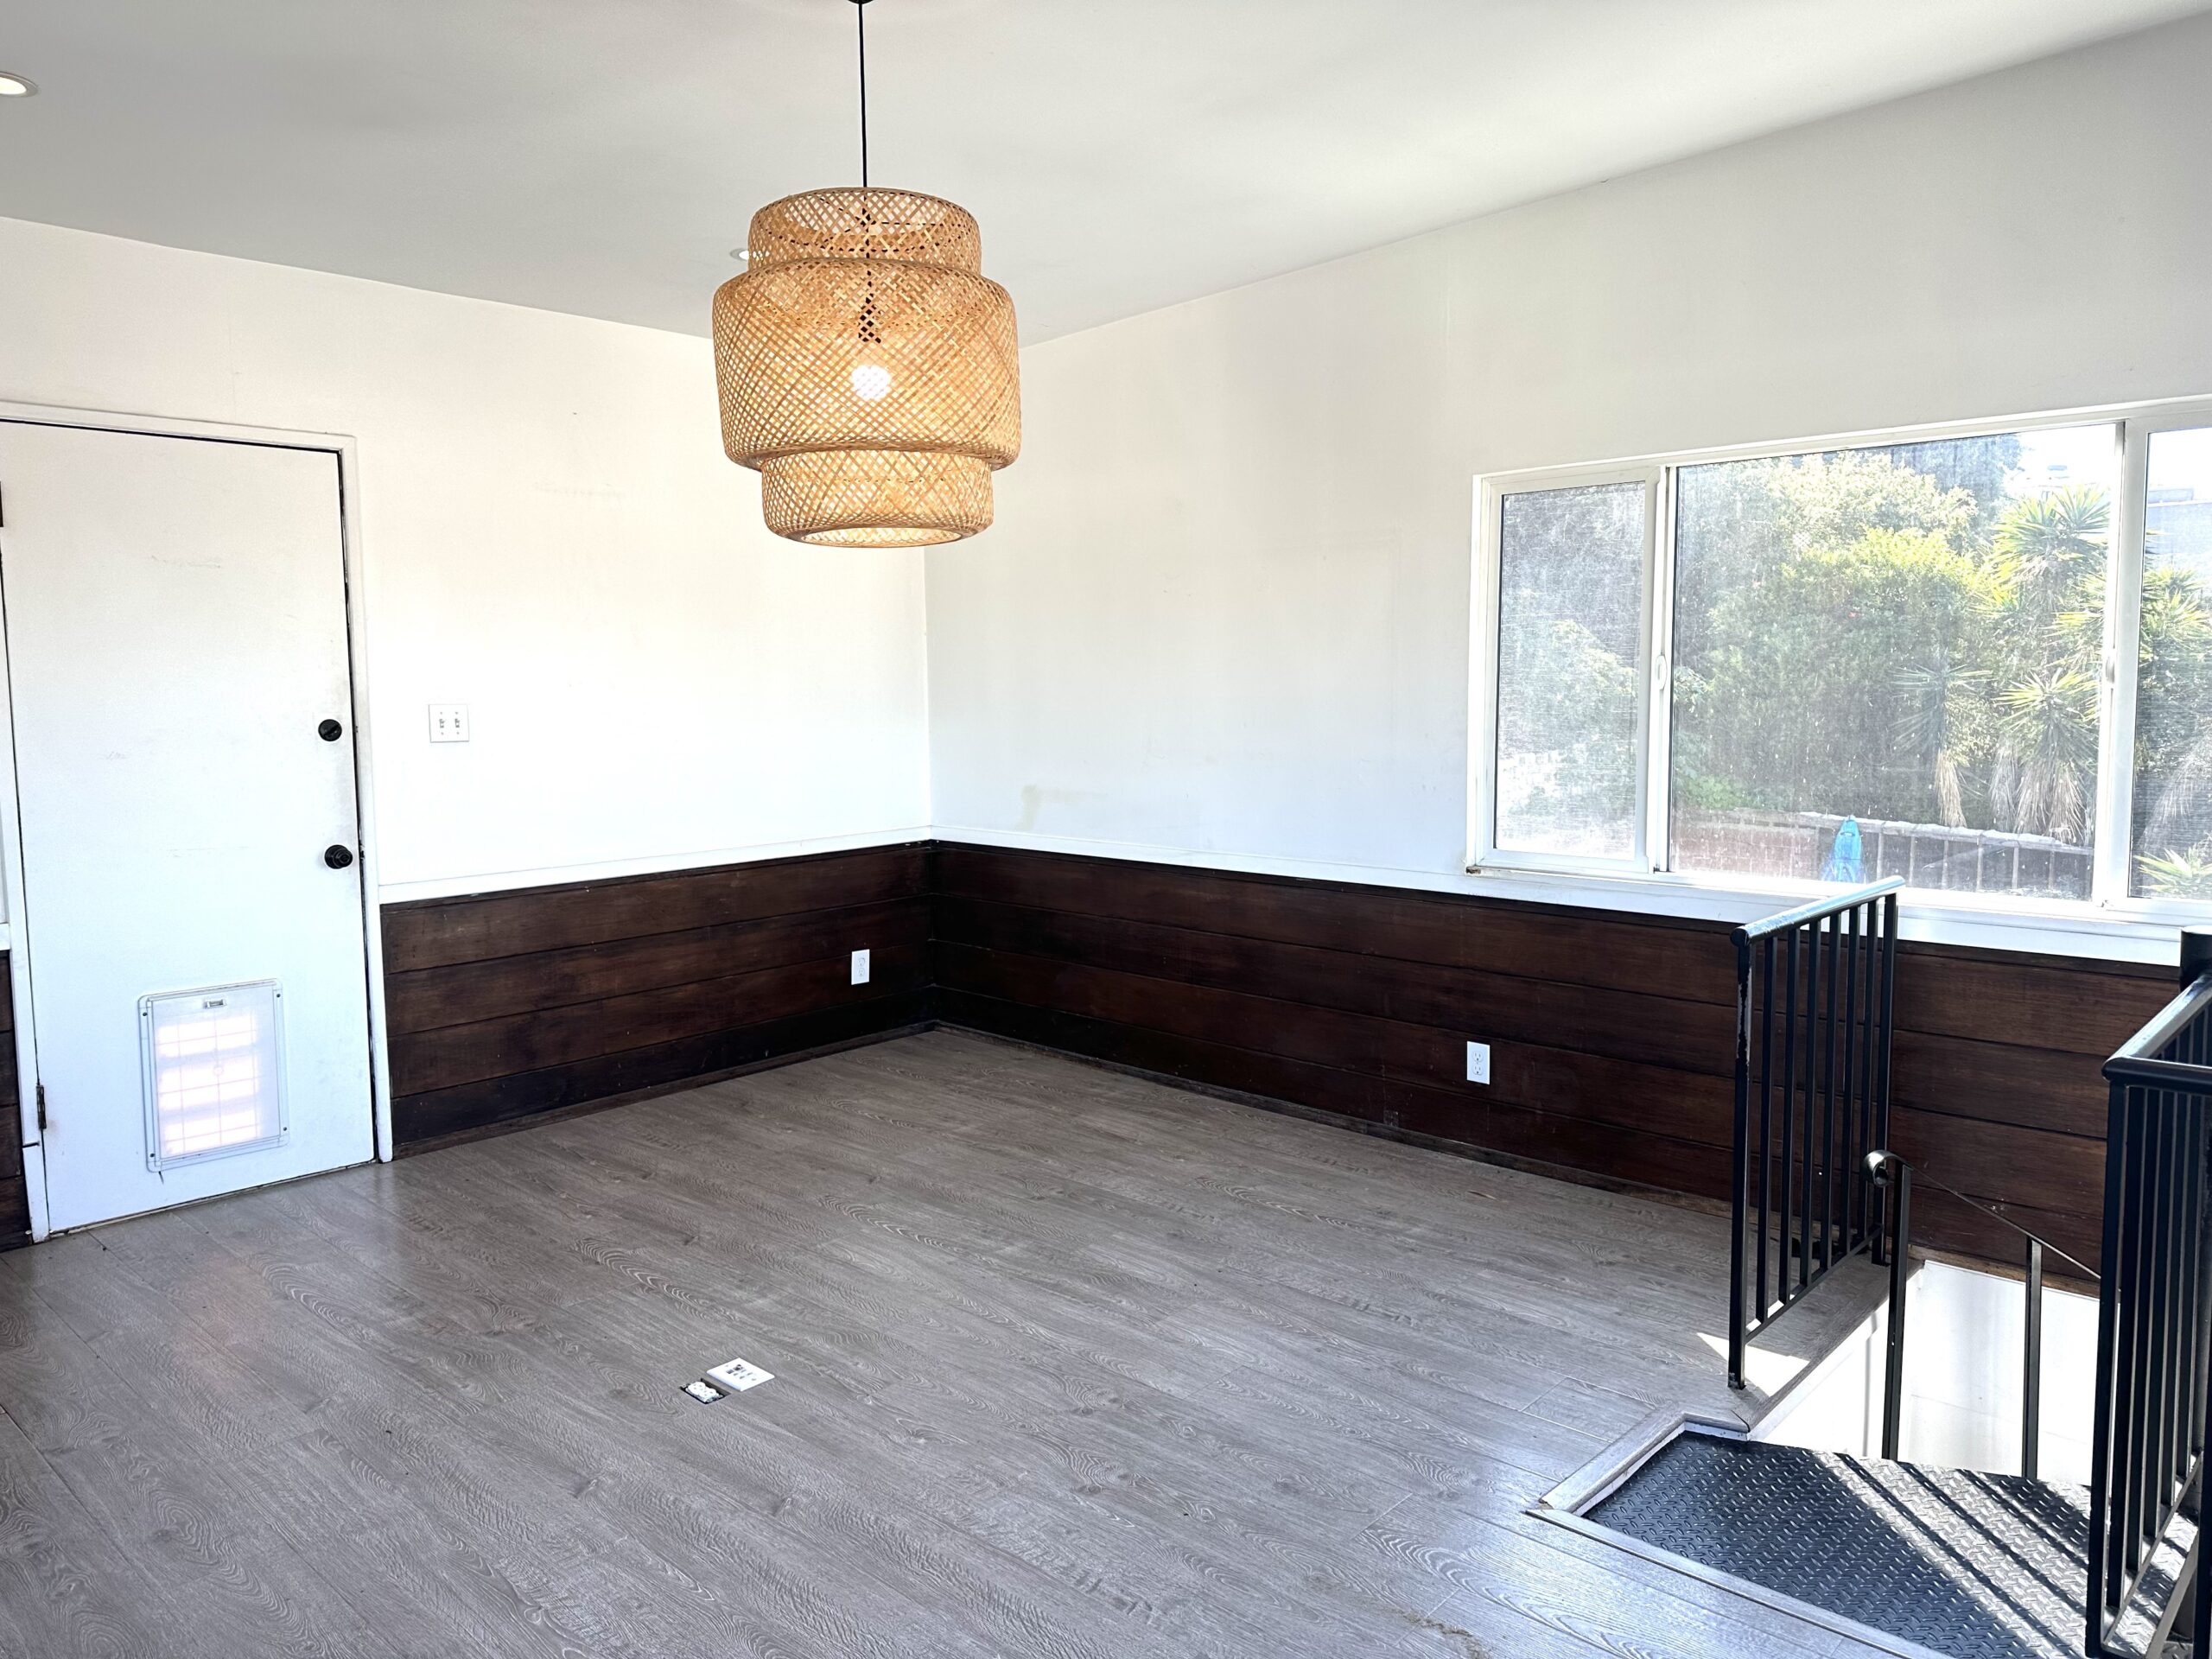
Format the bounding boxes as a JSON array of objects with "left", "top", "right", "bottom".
[
  {"left": 0, "top": 217, "right": 931, "bottom": 898},
  {"left": 927, "top": 15, "right": 2212, "bottom": 891},
  {"left": 9, "top": 14, "right": 2209, "bottom": 909}
]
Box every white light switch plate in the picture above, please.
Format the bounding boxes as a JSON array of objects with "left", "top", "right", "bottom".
[
  {"left": 1465, "top": 1041, "right": 1491, "bottom": 1084},
  {"left": 850, "top": 948, "right": 871, "bottom": 985},
  {"left": 706, "top": 1356, "right": 774, "bottom": 1393},
  {"left": 429, "top": 702, "right": 470, "bottom": 743}
]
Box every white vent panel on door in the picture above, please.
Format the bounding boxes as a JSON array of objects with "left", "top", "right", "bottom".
[{"left": 139, "top": 981, "right": 289, "bottom": 1169}]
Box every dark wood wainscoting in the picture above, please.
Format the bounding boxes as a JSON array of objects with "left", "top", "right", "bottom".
[
  {"left": 932, "top": 842, "right": 2167, "bottom": 1274},
  {"left": 0, "top": 957, "right": 24, "bottom": 1248},
  {"left": 384, "top": 843, "right": 931, "bottom": 1148}
]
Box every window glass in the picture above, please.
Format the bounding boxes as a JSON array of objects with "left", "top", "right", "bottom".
[
  {"left": 1494, "top": 483, "right": 1646, "bottom": 859},
  {"left": 2131, "top": 427, "right": 2212, "bottom": 899},
  {"left": 1669, "top": 425, "right": 2116, "bottom": 899}
]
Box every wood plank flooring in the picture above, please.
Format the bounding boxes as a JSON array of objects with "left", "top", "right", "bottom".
[{"left": 0, "top": 1031, "right": 1895, "bottom": 1659}]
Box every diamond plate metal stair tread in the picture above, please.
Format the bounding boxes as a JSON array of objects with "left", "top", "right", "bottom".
[{"left": 1587, "top": 1434, "right": 2100, "bottom": 1659}]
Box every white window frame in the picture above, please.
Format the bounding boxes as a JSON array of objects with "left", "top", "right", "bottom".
[
  {"left": 1472, "top": 464, "right": 1663, "bottom": 876},
  {"left": 1468, "top": 393, "right": 2212, "bottom": 952}
]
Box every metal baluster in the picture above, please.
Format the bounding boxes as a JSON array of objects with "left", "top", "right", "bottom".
[
  {"left": 2136, "top": 1093, "right": 2163, "bottom": 1564},
  {"left": 2126, "top": 1090, "right": 2158, "bottom": 1576},
  {"left": 2177, "top": 1084, "right": 2194, "bottom": 1503},
  {"left": 2149, "top": 1090, "right": 2183, "bottom": 1561},
  {"left": 1857, "top": 899, "right": 1878, "bottom": 1246},
  {"left": 1820, "top": 912, "right": 1841, "bottom": 1271},
  {"left": 1875, "top": 895, "right": 1898, "bottom": 1262},
  {"left": 1802, "top": 921, "right": 1822, "bottom": 1290},
  {"left": 2088, "top": 1077, "right": 2126, "bottom": 1648},
  {"left": 2158, "top": 1088, "right": 2185, "bottom": 1515},
  {"left": 2166, "top": 1096, "right": 2182, "bottom": 1551},
  {"left": 2110, "top": 1085, "right": 2146, "bottom": 1597},
  {"left": 1779, "top": 930, "right": 1800, "bottom": 1300},
  {"left": 1758, "top": 938, "right": 1776, "bottom": 1324},
  {"left": 2022, "top": 1236, "right": 2043, "bottom": 1480},
  {"left": 1837, "top": 905, "right": 1859, "bottom": 1255},
  {"left": 1729, "top": 938, "right": 1751, "bottom": 1393}
]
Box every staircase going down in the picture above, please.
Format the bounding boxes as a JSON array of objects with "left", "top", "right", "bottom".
[
  {"left": 1594, "top": 899, "right": 2212, "bottom": 1659},
  {"left": 1589, "top": 1433, "right": 2177, "bottom": 1659}
]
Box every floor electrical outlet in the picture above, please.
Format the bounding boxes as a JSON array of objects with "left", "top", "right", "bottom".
[
  {"left": 682, "top": 1379, "right": 724, "bottom": 1403},
  {"left": 706, "top": 1356, "right": 774, "bottom": 1393}
]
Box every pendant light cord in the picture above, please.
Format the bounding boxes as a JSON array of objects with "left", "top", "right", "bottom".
[
  {"left": 855, "top": 0, "right": 871, "bottom": 189},
  {"left": 853, "top": 0, "right": 878, "bottom": 344}
]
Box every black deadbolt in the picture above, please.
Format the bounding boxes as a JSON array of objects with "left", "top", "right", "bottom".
[
  {"left": 323, "top": 844, "right": 355, "bottom": 869},
  {"left": 318, "top": 718, "right": 344, "bottom": 741}
]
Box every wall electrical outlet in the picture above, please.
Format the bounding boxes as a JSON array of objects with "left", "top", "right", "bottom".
[
  {"left": 429, "top": 702, "right": 471, "bottom": 743},
  {"left": 850, "top": 948, "right": 871, "bottom": 985},
  {"left": 1465, "top": 1041, "right": 1491, "bottom": 1085}
]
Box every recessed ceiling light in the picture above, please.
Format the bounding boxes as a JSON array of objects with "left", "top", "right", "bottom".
[{"left": 0, "top": 73, "right": 36, "bottom": 98}]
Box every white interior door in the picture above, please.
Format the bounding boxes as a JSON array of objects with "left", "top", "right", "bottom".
[{"left": 0, "top": 422, "right": 374, "bottom": 1230}]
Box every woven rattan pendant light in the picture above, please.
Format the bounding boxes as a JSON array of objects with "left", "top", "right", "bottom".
[{"left": 713, "top": 0, "right": 1019, "bottom": 547}]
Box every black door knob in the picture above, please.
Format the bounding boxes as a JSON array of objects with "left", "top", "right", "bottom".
[
  {"left": 323, "top": 844, "right": 355, "bottom": 869},
  {"left": 318, "top": 718, "right": 344, "bottom": 741}
]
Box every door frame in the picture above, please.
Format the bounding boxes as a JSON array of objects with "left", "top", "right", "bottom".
[{"left": 0, "top": 399, "right": 394, "bottom": 1241}]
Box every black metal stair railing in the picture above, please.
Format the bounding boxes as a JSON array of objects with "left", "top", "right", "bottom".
[
  {"left": 2088, "top": 928, "right": 2212, "bottom": 1658},
  {"left": 1726, "top": 879, "right": 1904, "bottom": 1392}
]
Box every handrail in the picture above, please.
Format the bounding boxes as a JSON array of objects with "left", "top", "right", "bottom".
[
  {"left": 2106, "top": 969, "right": 2212, "bottom": 1073},
  {"left": 2086, "top": 929, "right": 2212, "bottom": 1657},
  {"left": 1904, "top": 1160, "right": 2097, "bottom": 1282},
  {"left": 2105, "top": 1052, "right": 2212, "bottom": 1090},
  {"left": 1726, "top": 879, "right": 1901, "bottom": 1391},
  {"left": 1732, "top": 876, "right": 1907, "bottom": 944}
]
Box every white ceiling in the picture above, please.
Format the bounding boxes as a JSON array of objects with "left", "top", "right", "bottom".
[{"left": 0, "top": 0, "right": 2203, "bottom": 343}]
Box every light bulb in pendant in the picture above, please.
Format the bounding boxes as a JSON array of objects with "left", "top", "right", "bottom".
[{"left": 850, "top": 362, "right": 893, "bottom": 401}]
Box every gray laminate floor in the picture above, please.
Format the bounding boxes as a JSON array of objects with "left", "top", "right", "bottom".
[{"left": 0, "top": 1029, "right": 1892, "bottom": 1658}]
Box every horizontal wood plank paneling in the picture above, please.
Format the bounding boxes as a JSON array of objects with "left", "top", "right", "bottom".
[
  {"left": 932, "top": 842, "right": 2172, "bottom": 1274},
  {"left": 388, "top": 898, "right": 927, "bottom": 1033},
  {"left": 934, "top": 898, "right": 1738, "bottom": 1076},
  {"left": 1891, "top": 1030, "right": 2114, "bottom": 1141},
  {"left": 384, "top": 844, "right": 930, "bottom": 972},
  {"left": 0, "top": 956, "right": 23, "bottom": 1249},
  {"left": 385, "top": 844, "right": 931, "bottom": 1148},
  {"left": 1891, "top": 944, "right": 2175, "bottom": 1056},
  {"left": 936, "top": 846, "right": 1741, "bottom": 1004}
]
